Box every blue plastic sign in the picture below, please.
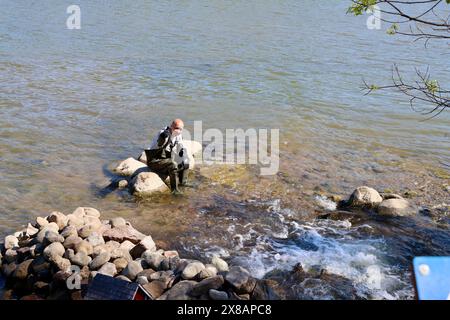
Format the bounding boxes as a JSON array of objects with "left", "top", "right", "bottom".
[{"left": 413, "top": 256, "right": 450, "bottom": 300}]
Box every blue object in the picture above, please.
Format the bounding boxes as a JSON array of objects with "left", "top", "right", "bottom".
[{"left": 413, "top": 256, "right": 450, "bottom": 300}]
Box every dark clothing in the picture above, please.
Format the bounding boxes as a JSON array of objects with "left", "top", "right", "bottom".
[{"left": 145, "top": 129, "right": 189, "bottom": 192}]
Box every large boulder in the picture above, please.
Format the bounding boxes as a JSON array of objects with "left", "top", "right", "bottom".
[
  {"left": 377, "top": 198, "right": 415, "bottom": 217},
  {"left": 348, "top": 186, "right": 383, "bottom": 207},
  {"left": 130, "top": 172, "right": 169, "bottom": 196},
  {"left": 114, "top": 157, "right": 147, "bottom": 176}
]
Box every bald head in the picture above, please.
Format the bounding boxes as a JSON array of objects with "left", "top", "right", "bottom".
[{"left": 170, "top": 119, "right": 184, "bottom": 136}]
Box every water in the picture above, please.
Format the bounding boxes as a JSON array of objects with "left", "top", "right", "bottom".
[{"left": 0, "top": 1, "right": 449, "bottom": 299}]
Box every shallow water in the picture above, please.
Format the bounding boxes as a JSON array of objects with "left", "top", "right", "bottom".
[{"left": 0, "top": 1, "right": 449, "bottom": 299}]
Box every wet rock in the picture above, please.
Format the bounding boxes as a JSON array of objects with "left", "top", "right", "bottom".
[
  {"left": 189, "top": 275, "right": 224, "bottom": 297},
  {"left": 118, "top": 180, "right": 128, "bottom": 189},
  {"left": 114, "top": 157, "right": 148, "bottom": 176},
  {"left": 142, "top": 280, "right": 166, "bottom": 299},
  {"left": 142, "top": 251, "right": 164, "bottom": 270},
  {"left": 211, "top": 256, "right": 228, "bottom": 272},
  {"left": 158, "top": 280, "right": 197, "bottom": 300},
  {"left": 225, "top": 266, "right": 256, "bottom": 294},
  {"left": 89, "top": 252, "right": 111, "bottom": 270},
  {"left": 4, "top": 236, "right": 19, "bottom": 250},
  {"left": 47, "top": 211, "right": 68, "bottom": 230},
  {"left": 43, "top": 242, "right": 65, "bottom": 261},
  {"left": 209, "top": 289, "right": 229, "bottom": 300},
  {"left": 13, "top": 259, "right": 33, "bottom": 280},
  {"left": 98, "top": 262, "right": 117, "bottom": 277},
  {"left": 113, "top": 257, "right": 129, "bottom": 273},
  {"left": 130, "top": 236, "right": 156, "bottom": 259},
  {"left": 181, "top": 261, "right": 205, "bottom": 280},
  {"left": 377, "top": 198, "right": 414, "bottom": 217},
  {"left": 102, "top": 225, "right": 146, "bottom": 244},
  {"left": 73, "top": 240, "right": 94, "bottom": 256},
  {"left": 121, "top": 260, "right": 143, "bottom": 280},
  {"left": 131, "top": 172, "right": 170, "bottom": 196},
  {"left": 348, "top": 186, "right": 383, "bottom": 207}
]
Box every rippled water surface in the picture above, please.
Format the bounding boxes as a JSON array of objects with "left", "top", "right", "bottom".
[{"left": 0, "top": 1, "right": 449, "bottom": 299}]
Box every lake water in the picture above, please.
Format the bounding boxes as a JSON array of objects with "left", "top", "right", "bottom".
[{"left": 0, "top": 1, "right": 449, "bottom": 299}]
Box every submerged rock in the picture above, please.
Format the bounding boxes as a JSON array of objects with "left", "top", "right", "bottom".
[{"left": 377, "top": 198, "right": 414, "bottom": 217}]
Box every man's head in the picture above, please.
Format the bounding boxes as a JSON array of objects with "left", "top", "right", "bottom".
[{"left": 170, "top": 118, "right": 184, "bottom": 136}]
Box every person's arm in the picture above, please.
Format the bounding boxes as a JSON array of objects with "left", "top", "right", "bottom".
[{"left": 156, "top": 129, "right": 170, "bottom": 147}]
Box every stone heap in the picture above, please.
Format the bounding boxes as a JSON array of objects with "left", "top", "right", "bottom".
[{"left": 0, "top": 207, "right": 275, "bottom": 300}]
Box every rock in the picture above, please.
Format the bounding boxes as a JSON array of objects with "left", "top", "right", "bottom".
[
  {"left": 380, "top": 193, "right": 404, "bottom": 200},
  {"left": 189, "top": 275, "right": 224, "bottom": 297},
  {"left": 25, "top": 223, "right": 39, "bottom": 237},
  {"left": 13, "top": 259, "right": 33, "bottom": 280},
  {"left": 103, "top": 225, "right": 146, "bottom": 244},
  {"left": 47, "top": 211, "right": 68, "bottom": 230},
  {"left": 136, "top": 276, "right": 149, "bottom": 285},
  {"left": 4, "top": 235, "right": 19, "bottom": 250},
  {"left": 130, "top": 235, "right": 156, "bottom": 259},
  {"left": 98, "top": 262, "right": 117, "bottom": 277},
  {"left": 181, "top": 261, "right": 205, "bottom": 280},
  {"left": 130, "top": 172, "right": 169, "bottom": 196},
  {"left": 2, "top": 262, "right": 17, "bottom": 277},
  {"left": 198, "top": 266, "right": 217, "bottom": 279},
  {"left": 60, "top": 225, "right": 78, "bottom": 238},
  {"left": 142, "top": 251, "right": 165, "bottom": 270},
  {"left": 114, "top": 157, "right": 147, "bottom": 176},
  {"left": 142, "top": 280, "right": 166, "bottom": 299},
  {"left": 89, "top": 252, "right": 111, "bottom": 270},
  {"left": 35, "top": 216, "right": 49, "bottom": 228},
  {"left": 29, "top": 243, "right": 44, "bottom": 257},
  {"left": 209, "top": 289, "right": 229, "bottom": 300},
  {"left": 211, "top": 256, "right": 229, "bottom": 272},
  {"left": 36, "top": 223, "right": 59, "bottom": 242},
  {"left": 348, "top": 186, "right": 383, "bottom": 207},
  {"left": 31, "top": 256, "right": 50, "bottom": 274},
  {"left": 68, "top": 250, "right": 92, "bottom": 267},
  {"left": 110, "top": 248, "right": 133, "bottom": 262},
  {"left": 113, "top": 258, "right": 129, "bottom": 273},
  {"left": 78, "top": 221, "right": 102, "bottom": 239},
  {"left": 136, "top": 268, "right": 156, "bottom": 280},
  {"left": 377, "top": 198, "right": 414, "bottom": 217},
  {"left": 251, "top": 279, "right": 281, "bottom": 300},
  {"left": 115, "top": 275, "right": 131, "bottom": 282},
  {"left": 225, "top": 266, "right": 255, "bottom": 294},
  {"left": 43, "top": 231, "right": 65, "bottom": 244},
  {"left": 110, "top": 217, "right": 127, "bottom": 228},
  {"left": 72, "top": 207, "right": 101, "bottom": 218},
  {"left": 121, "top": 261, "right": 143, "bottom": 280},
  {"left": 163, "top": 250, "right": 179, "bottom": 258},
  {"left": 74, "top": 240, "right": 94, "bottom": 256},
  {"left": 52, "top": 255, "right": 71, "bottom": 272},
  {"left": 33, "top": 281, "right": 50, "bottom": 296},
  {"left": 86, "top": 232, "right": 105, "bottom": 247},
  {"left": 4, "top": 249, "right": 18, "bottom": 263},
  {"left": 118, "top": 180, "right": 128, "bottom": 189},
  {"left": 119, "top": 240, "right": 135, "bottom": 252},
  {"left": 63, "top": 235, "right": 82, "bottom": 249},
  {"left": 158, "top": 280, "right": 197, "bottom": 300},
  {"left": 43, "top": 242, "right": 65, "bottom": 261}
]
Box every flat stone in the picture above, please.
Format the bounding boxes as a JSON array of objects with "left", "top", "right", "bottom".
[
  {"left": 103, "top": 225, "right": 146, "bottom": 244},
  {"left": 378, "top": 198, "right": 414, "bottom": 216},
  {"left": 158, "top": 280, "right": 197, "bottom": 300},
  {"left": 142, "top": 280, "right": 167, "bottom": 299}
]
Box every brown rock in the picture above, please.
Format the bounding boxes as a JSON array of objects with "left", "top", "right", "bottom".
[{"left": 103, "top": 225, "right": 146, "bottom": 244}]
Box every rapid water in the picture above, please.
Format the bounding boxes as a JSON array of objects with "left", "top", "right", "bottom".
[{"left": 0, "top": 1, "right": 449, "bottom": 299}]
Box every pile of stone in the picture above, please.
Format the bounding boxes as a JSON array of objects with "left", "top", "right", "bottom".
[
  {"left": 113, "top": 140, "right": 202, "bottom": 196},
  {"left": 0, "top": 207, "right": 274, "bottom": 300},
  {"left": 345, "top": 186, "right": 416, "bottom": 217}
]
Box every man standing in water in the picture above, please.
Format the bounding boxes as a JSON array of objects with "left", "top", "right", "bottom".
[{"left": 145, "top": 119, "right": 190, "bottom": 195}]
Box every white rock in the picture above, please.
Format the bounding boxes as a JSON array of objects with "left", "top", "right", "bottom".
[
  {"left": 211, "top": 256, "right": 229, "bottom": 272},
  {"left": 114, "top": 157, "right": 147, "bottom": 176},
  {"left": 4, "top": 235, "right": 19, "bottom": 250},
  {"left": 378, "top": 198, "right": 414, "bottom": 217},
  {"left": 131, "top": 172, "right": 169, "bottom": 196}
]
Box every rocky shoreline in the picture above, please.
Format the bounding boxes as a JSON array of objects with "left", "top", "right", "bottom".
[{"left": 0, "top": 207, "right": 280, "bottom": 300}]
